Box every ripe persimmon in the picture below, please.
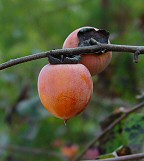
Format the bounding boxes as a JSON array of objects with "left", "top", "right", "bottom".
[
  {"left": 63, "top": 26, "right": 112, "bottom": 76},
  {"left": 38, "top": 64, "right": 93, "bottom": 121}
]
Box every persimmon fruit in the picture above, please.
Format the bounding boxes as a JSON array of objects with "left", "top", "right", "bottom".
[
  {"left": 63, "top": 26, "right": 112, "bottom": 76},
  {"left": 38, "top": 64, "right": 93, "bottom": 121}
]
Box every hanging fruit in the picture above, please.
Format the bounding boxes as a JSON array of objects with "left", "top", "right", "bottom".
[{"left": 63, "top": 26, "right": 112, "bottom": 76}]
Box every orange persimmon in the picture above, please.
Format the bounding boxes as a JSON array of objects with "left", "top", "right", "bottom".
[
  {"left": 63, "top": 26, "right": 112, "bottom": 76},
  {"left": 38, "top": 64, "right": 93, "bottom": 121}
]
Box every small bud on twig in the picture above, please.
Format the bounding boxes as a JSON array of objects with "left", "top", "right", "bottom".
[{"left": 133, "top": 50, "right": 140, "bottom": 63}]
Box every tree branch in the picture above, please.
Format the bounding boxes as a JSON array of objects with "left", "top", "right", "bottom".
[
  {"left": 73, "top": 101, "right": 144, "bottom": 161},
  {"left": 92, "top": 153, "right": 144, "bottom": 161},
  {"left": 0, "top": 43, "right": 144, "bottom": 70}
]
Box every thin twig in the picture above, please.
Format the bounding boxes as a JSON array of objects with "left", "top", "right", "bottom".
[
  {"left": 91, "top": 153, "right": 144, "bottom": 161},
  {"left": 73, "top": 101, "right": 144, "bottom": 161},
  {"left": 0, "top": 144, "right": 64, "bottom": 159},
  {"left": 0, "top": 43, "right": 144, "bottom": 70}
]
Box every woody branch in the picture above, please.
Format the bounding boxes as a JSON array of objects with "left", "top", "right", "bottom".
[{"left": 0, "top": 43, "right": 144, "bottom": 70}]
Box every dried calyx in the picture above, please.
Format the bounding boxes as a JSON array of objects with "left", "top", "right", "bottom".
[
  {"left": 48, "top": 54, "right": 81, "bottom": 64},
  {"left": 78, "top": 27, "right": 110, "bottom": 54}
]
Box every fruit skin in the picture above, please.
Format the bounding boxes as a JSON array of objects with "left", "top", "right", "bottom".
[
  {"left": 63, "top": 26, "right": 112, "bottom": 76},
  {"left": 38, "top": 64, "right": 93, "bottom": 120}
]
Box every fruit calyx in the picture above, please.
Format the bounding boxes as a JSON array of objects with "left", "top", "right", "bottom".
[
  {"left": 48, "top": 53, "right": 81, "bottom": 65},
  {"left": 77, "top": 27, "right": 110, "bottom": 54}
]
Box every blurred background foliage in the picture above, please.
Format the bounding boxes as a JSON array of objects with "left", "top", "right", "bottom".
[{"left": 0, "top": 0, "right": 144, "bottom": 160}]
